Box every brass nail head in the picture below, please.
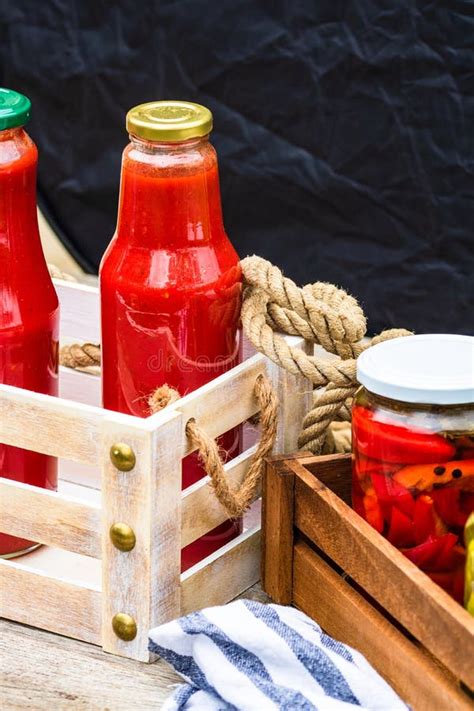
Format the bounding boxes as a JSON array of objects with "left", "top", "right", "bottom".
[
  {"left": 110, "top": 523, "right": 136, "bottom": 552},
  {"left": 112, "top": 613, "right": 137, "bottom": 641},
  {"left": 110, "top": 443, "right": 136, "bottom": 472}
]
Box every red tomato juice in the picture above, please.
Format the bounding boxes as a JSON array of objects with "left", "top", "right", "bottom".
[{"left": 0, "top": 119, "right": 59, "bottom": 556}]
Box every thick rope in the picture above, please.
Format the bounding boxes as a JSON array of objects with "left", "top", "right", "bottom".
[
  {"left": 148, "top": 375, "right": 278, "bottom": 518},
  {"left": 241, "top": 256, "right": 412, "bottom": 453},
  {"left": 60, "top": 343, "right": 101, "bottom": 372}
]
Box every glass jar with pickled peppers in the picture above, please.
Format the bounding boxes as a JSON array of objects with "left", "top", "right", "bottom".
[{"left": 352, "top": 335, "right": 474, "bottom": 603}]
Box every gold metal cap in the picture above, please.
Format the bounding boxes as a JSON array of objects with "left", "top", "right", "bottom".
[{"left": 126, "top": 100, "right": 213, "bottom": 142}]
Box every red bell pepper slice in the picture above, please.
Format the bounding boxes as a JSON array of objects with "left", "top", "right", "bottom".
[
  {"left": 354, "top": 456, "right": 401, "bottom": 478},
  {"left": 431, "top": 487, "right": 469, "bottom": 529},
  {"left": 413, "top": 494, "right": 447, "bottom": 544},
  {"left": 402, "top": 533, "right": 458, "bottom": 571},
  {"left": 371, "top": 473, "right": 415, "bottom": 518},
  {"left": 364, "top": 495, "right": 384, "bottom": 533},
  {"left": 388, "top": 506, "right": 416, "bottom": 547},
  {"left": 436, "top": 539, "right": 464, "bottom": 571},
  {"left": 358, "top": 489, "right": 384, "bottom": 533},
  {"left": 352, "top": 406, "right": 456, "bottom": 464}
]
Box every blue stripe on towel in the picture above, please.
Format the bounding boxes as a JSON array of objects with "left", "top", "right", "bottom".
[
  {"left": 173, "top": 685, "right": 198, "bottom": 708},
  {"left": 148, "top": 637, "right": 234, "bottom": 708},
  {"left": 180, "top": 611, "right": 316, "bottom": 710},
  {"left": 319, "top": 630, "right": 355, "bottom": 664},
  {"left": 243, "top": 600, "right": 360, "bottom": 705}
]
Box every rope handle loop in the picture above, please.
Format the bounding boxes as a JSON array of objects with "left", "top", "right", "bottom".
[{"left": 149, "top": 374, "right": 278, "bottom": 518}]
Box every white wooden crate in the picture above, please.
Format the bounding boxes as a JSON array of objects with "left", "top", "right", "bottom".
[{"left": 0, "top": 279, "right": 311, "bottom": 662}]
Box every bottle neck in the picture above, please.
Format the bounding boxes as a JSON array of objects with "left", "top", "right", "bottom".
[
  {"left": 116, "top": 134, "right": 226, "bottom": 248},
  {"left": 0, "top": 127, "right": 40, "bottom": 253}
]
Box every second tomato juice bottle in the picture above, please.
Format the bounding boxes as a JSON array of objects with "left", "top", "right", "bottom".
[
  {"left": 100, "top": 101, "right": 242, "bottom": 570},
  {"left": 0, "top": 88, "right": 59, "bottom": 557}
]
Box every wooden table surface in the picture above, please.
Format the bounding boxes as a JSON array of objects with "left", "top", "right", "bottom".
[{"left": 1, "top": 585, "right": 269, "bottom": 710}]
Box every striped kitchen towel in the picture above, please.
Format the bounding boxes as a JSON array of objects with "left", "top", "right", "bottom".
[{"left": 149, "top": 600, "right": 407, "bottom": 710}]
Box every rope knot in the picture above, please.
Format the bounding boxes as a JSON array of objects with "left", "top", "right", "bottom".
[{"left": 241, "top": 255, "right": 412, "bottom": 453}]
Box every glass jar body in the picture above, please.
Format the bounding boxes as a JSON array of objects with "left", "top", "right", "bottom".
[
  {"left": 100, "top": 134, "right": 242, "bottom": 571},
  {"left": 0, "top": 127, "right": 59, "bottom": 557},
  {"left": 352, "top": 388, "right": 474, "bottom": 602}
]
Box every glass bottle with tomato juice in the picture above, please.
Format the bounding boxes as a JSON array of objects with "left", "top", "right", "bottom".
[
  {"left": 0, "top": 88, "right": 59, "bottom": 557},
  {"left": 100, "top": 101, "right": 242, "bottom": 571}
]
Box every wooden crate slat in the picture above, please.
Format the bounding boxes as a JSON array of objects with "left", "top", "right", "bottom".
[
  {"left": 55, "top": 280, "right": 101, "bottom": 343},
  {"left": 59, "top": 460, "right": 101, "bottom": 490},
  {"left": 0, "top": 477, "right": 101, "bottom": 558},
  {"left": 181, "top": 445, "right": 257, "bottom": 548},
  {"left": 293, "top": 540, "right": 472, "bottom": 711},
  {"left": 59, "top": 366, "right": 101, "bottom": 408},
  {"left": 0, "top": 559, "right": 101, "bottom": 645},
  {"left": 0, "top": 383, "right": 143, "bottom": 464},
  {"left": 0, "top": 384, "right": 102, "bottom": 464},
  {"left": 265, "top": 342, "right": 313, "bottom": 453},
  {"left": 181, "top": 526, "right": 260, "bottom": 614},
  {"left": 289, "top": 458, "right": 474, "bottom": 689}
]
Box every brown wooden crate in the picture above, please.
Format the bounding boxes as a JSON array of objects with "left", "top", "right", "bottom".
[
  {"left": 293, "top": 539, "right": 472, "bottom": 711},
  {"left": 262, "top": 452, "right": 474, "bottom": 707}
]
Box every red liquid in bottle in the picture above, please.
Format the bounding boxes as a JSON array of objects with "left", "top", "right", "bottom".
[
  {"left": 100, "top": 103, "right": 242, "bottom": 571},
  {"left": 0, "top": 105, "right": 59, "bottom": 556}
]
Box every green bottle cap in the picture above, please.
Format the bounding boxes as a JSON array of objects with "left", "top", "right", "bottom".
[{"left": 0, "top": 88, "right": 31, "bottom": 130}]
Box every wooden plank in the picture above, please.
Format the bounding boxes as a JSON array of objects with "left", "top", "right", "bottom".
[
  {"left": 0, "top": 384, "right": 103, "bottom": 464},
  {"left": 181, "top": 445, "right": 257, "bottom": 548},
  {"left": 302, "top": 452, "right": 352, "bottom": 504},
  {"left": 101, "top": 408, "right": 183, "bottom": 662},
  {"left": 293, "top": 540, "right": 472, "bottom": 711},
  {"left": 59, "top": 460, "right": 101, "bottom": 490},
  {"left": 55, "top": 280, "right": 100, "bottom": 343},
  {"left": 290, "top": 458, "right": 474, "bottom": 689},
  {"left": 0, "top": 477, "right": 101, "bottom": 558},
  {"left": 0, "top": 617, "right": 181, "bottom": 710},
  {"left": 261, "top": 458, "right": 295, "bottom": 604},
  {"left": 266, "top": 338, "right": 313, "bottom": 453},
  {"left": 59, "top": 365, "right": 101, "bottom": 407},
  {"left": 181, "top": 527, "right": 260, "bottom": 614},
  {"left": 0, "top": 383, "right": 141, "bottom": 465},
  {"left": 0, "top": 559, "right": 101, "bottom": 645}
]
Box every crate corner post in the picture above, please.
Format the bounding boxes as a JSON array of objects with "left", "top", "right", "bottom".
[
  {"left": 100, "top": 407, "right": 184, "bottom": 662},
  {"left": 261, "top": 458, "right": 296, "bottom": 605},
  {"left": 267, "top": 336, "right": 313, "bottom": 455}
]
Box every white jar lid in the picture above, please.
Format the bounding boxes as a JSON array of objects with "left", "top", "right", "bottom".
[{"left": 357, "top": 334, "right": 474, "bottom": 405}]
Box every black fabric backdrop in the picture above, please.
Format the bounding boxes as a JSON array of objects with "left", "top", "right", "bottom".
[{"left": 1, "top": 1, "right": 473, "bottom": 335}]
